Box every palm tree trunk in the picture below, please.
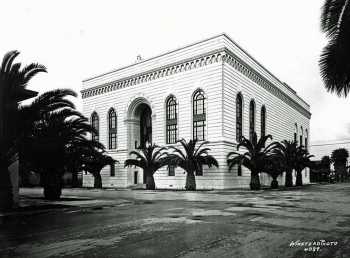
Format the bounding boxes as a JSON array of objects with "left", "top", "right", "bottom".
[
  {"left": 43, "top": 172, "right": 62, "bottom": 200},
  {"left": 0, "top": 163, "right": 13, "bottom": 210},
  {"left": 250, "top": 171, "right": 261, "bottom": 190},
  {"left": 271, "top": 176, "right": 279, "bottom": 189},
  {"left": 146, "top": 175, "right": 155, "bottom": 190},
  {"left": 285, "top": 168, "right": 293, "bottom": 187},
  {"left": 185, "top": 170, "right": 196, "bottom": 191},
  {"left": 341, "top": 163, "right": 346, "bottom": 182},
  {"left": 296, "top": 170, "right": 303, "bottom": 186},
  {"left": 94, "top": 173, "right": 102, "bottom": 188},
  {"left": 72, "top": 171, "right": 78, "bottom": 188}
]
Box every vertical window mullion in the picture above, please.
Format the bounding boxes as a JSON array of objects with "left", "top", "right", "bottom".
[
  {"left": 236, "top": 94, "right": 243, "bottom": 142},
  {"left": 193, "top": 90, "right": 206, "bottom": 141},
  {"left": 108, "top": 109, "right": 117, "bottom": 149},
  {"left": 91, "top": 112, "right": 99, "bottom": 142},
  {"left": 261, "top": 106, "right": 266, "bottom": 138},
  {"left": 166, "top": 97, "right": 178, "bottom": 144},
  {"left": 249, "top": 100, "right": 255, "bottom": 141}
]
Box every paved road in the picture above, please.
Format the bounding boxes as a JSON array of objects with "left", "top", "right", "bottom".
[{"left": 1, "top": 184, "right": 350, "bottom": 258}]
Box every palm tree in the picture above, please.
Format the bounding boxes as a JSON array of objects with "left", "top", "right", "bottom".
[
  {"left": 0, "top": 50, "right": 46, "bottom": 151},
  {"left": 0, "top": 50, "right": 46, "bottom": 210},
  {"left": 167, "top": 139, "right": 218, "bottom": 191},
  {"left": 320, "top": 0, "right": 350, "bottom": 96},
  {"left": 19, "top": 88, "right": 80, "bottom": 187},
  {"left": 295, "top": 146, "right": 314, "bottom": 186},
  {"left": 22, "top": 107, "right": 96, "bottom": 199},
  {"left": 65, "top": 138, "right": 105, "bottom": 187},
  {"left": 18, "top": 89, "right": 77, "bottom": 164},
  {"left": 227, "top": 133, "right": 278, "bottom": 190},
  {"left": 273, "top": 140, "right": 298, "bottom": 187},
  {"left": 262, "top": 156, "right": 285, "bottom": 189},
  {"left": 83, "top": 147, "right": 117, "bottom": 189},
  {"left": 18, "top": 89, "right": 77, "bottom": 136},
  {"left": 124, "top": 143, "right": 169, "bottom": 190},
  {"left": 331, "top": 148, "right": 349, "bottom": 182}
]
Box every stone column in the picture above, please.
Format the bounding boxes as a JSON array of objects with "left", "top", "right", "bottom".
[{"left": 125, "top": 118, "right": 140, "bottom": 186}]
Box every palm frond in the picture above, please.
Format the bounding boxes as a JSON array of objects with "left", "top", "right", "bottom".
[
  {"left": 194, "top": 140, "right": 209, "bottom": 156},
  {"left": 195, "top": 147, "right": 211, "bottom": 157},
  {"left": 197, "top": 155, "right": 218, "bottom": 168},
  {"left": 128, "top": 150, "right": 146, "bottom": 161},
  {"left": 256, "top": 134, "right": 273, "bottom": 150},
  {"left": 227, "top": 151, "right": 241, "bottom": 159},
  {"left": 168, "top": 146, "right": 187, "bottom": 160},
  {"left": 321, "top": 0, "right": 350, "bottom": 38},
  {"left": 1, "top": 50, "right": 19, "bottom": 73},
  {"left": 227, "top": 155, "right": 245, "bottom": 171},
  {"left": 124, "top": 159, "right": 143, "bottom": 169},
  {"left": 320, "top": 36, "right": 350, "bottom": 97}
]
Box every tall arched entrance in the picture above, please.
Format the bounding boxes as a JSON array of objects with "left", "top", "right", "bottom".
[
  {"left": 126, "top": 98, "right": 153, "bottom": 185},
  {"left": 138, "top": 104, "right": 152, "bottom": 149}
]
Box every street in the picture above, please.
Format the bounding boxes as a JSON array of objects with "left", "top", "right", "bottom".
[{"left": 1, "top": 184, "right": 350, "bottom": 258}]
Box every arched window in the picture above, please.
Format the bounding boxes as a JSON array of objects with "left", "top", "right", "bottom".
[
  {"left": 305, "top": 129, "right": 309, "bottom": 150},
  {"left": 166, "top": 96, "right": 178, "bottom": 144},
  {"left": 193, "top": 90, "right": 206, "bottom": 141},
  {"left": 91, "top": 112, "right": 99, "bottom": 141},
  {"left": 249, "top": 100, "right": 255, "bottom": 141},
  {"left": 300, "top": 126, "right": 303, "bottom": 147},
  {"left": 294, "top": 123, "right": 298, "bottom": 143},
  {"left": 236, "top": 93, "right": 243, "bottom": 142},
  {"left": 108, "top": 108, "right": 117, "bottom": 149},
  {"left": 261, "top": 105, "right": 266, "bottom": 138}
]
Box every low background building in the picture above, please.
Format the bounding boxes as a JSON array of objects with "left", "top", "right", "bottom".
[
  {"left": 309, "top": 139, "right": 350, "bottom": 183},
  {"left": 310, "top": 140, "right": 350, "bottom": 160},
  {"left": 81, "top": 34, "right": 311, "bottom": 189}
]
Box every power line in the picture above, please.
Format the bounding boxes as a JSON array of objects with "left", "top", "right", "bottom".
[{"left": 310, "top": 141, "right": 350, "bottom": 147}]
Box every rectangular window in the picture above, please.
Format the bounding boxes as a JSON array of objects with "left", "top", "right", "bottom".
[
  {"left": 166, "top": 124, "right": 177, "bottom": 144},
  {"left": 168, "top": 165, "right": 175, "bottom": 176},
  {"left": 109, "top": 133, "right": 117, "bottom": 149},
  {"left": 193, "top": 121, "right": 205, "bottom": 141}
]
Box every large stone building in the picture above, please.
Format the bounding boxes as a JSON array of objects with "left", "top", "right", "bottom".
[{"left": 81, "top": 33, "right": 311, "bottom": 189}]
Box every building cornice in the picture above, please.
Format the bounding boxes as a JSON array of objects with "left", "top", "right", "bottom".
[
  {"left": 221, "top": 49, "right": 311, "bottom": 118},
  {"left": 81, "top": 48, "right": 311, "bottom": 119}
]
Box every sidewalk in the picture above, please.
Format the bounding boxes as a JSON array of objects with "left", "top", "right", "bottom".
[{"left": 0, "top": 189, "right": 132, "bottom": 225}]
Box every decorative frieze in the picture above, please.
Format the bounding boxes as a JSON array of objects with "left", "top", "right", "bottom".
[
  {"left": 81, "top": 49, "right": 224, "bottom": 99},
  {"left": 81, "top": 48, "right": 311, "bottom": 118},
  {"left": 221, "top": 49, "right": 311, "bottom": 119}
]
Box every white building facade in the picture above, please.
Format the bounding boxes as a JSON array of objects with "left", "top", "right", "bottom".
[{"left": 81, "top": 34, "right": 311, "bottom": 189}]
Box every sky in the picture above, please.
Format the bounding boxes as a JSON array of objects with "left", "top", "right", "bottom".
[{"left": 1, "top": 0, "right": 349, "bottom": 143}]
